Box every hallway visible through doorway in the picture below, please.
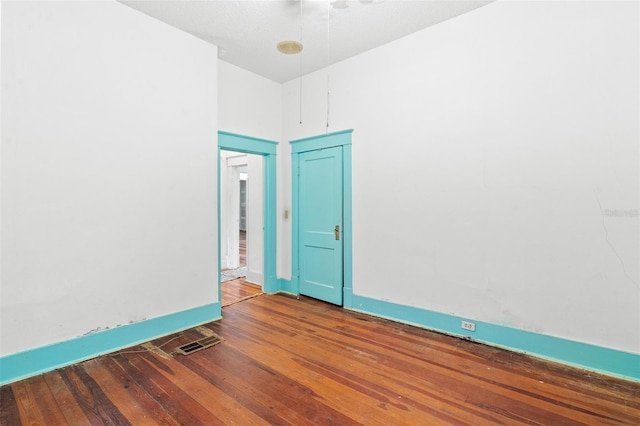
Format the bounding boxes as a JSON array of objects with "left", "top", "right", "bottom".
[
  {"left": 221, "top": 230, "right": 247, "bottom": 282},
  {"left": 222, "top": 230, "right": 262, "bottom": 306}
]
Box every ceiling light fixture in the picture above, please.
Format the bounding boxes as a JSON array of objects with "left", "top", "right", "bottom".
[{"left": 277, "top": 40, "right": 303, "bottom": 55}]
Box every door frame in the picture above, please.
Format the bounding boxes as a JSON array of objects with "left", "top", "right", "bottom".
[
  {"left": 290, "top": 129, "right": 353, "bottom": 308},
  {"left": 218, "top": 131, "right": 278, "bottom": 298}
]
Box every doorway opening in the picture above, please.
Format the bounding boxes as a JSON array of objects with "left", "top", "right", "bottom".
[
  {"left": 220, "top": 150, "right": 264, "bottom": 306},
  {"left": 217, "top": 131, "right": 278, "bottom": 308}
]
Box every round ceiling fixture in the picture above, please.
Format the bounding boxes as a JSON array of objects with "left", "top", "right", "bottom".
[{"left": 277, "top": 40, "right": 303, "bottom": 55}]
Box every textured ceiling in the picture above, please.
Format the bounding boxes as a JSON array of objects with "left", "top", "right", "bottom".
[{"left": 120, "top": 0, "right": 493, "bottom": 83}]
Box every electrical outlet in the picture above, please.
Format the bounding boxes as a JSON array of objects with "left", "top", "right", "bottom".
[{"left": 461, "top": 321, "right": 476, "bottom": 332}]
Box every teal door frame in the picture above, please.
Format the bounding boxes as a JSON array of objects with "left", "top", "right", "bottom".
[
  {"left": 290, "top": 130, "right": 353, "bottom": 308},
  {"left": 218, "top": 131, "right": 278, "bottom": 297}
]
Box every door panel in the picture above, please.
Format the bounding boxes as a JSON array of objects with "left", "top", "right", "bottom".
[{"left": 299, "top": 146, "right": 343, "bottom": 305}]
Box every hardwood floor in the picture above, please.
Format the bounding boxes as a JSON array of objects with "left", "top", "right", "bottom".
[
  {"left": 221, "top": 277, "right": 262, "bottom": 307},
  {"left": 239, "top": 230, "right": 246, "bottom": 267},
  {"left": 2, "top": 293, "right": 639, "bottom": 425}
]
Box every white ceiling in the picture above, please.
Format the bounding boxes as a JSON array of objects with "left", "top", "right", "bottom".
[{"left": 120, "top": 0, "right": 493, "bottom": 83}]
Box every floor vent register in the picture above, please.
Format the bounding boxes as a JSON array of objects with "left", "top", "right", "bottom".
[{"left": 175, "top": 334, "right": 224, "bottom": 355}]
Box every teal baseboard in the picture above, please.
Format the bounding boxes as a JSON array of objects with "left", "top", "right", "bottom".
[
  {"left": 0, "top": 302, "right": 221, "bottom": 385},
  {"left": 278, "top": 278, "right": 296, "bottom": 294},
  {"left": 349, "top": 294, "right": 640, "bottom": 382}
]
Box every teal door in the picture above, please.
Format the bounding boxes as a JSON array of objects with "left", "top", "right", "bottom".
[{"left": 299, "top": 146, "right": 343, "bottom": 305}]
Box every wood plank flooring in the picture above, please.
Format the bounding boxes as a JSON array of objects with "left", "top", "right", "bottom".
[
  {"left": 221, "top": 277, "right": 262, "bottom": 307},
  {"left": 2, "top": 293, "right": 639, "bottom": 425},
  {"left": 239, "top": 230, "right": 246, "bottom": 266}
]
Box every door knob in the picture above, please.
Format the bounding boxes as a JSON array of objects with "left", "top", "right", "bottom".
[{"left": 335, "top": 225, "right": 340, "bottom": 240}]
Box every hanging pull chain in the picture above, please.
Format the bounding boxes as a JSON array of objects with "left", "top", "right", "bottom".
[
  {"left": 299, "top": 0, "right": 303, "bottom": 125},
  {"left": 326, "top": 0, "right": 330, "bottom": 132}
]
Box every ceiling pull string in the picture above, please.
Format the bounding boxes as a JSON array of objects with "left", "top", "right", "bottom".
[
  {"left": 299, "top": 0, "right": 303, "bottom": 125},
  {"left": 326, "top": 0, "right": 331, "bottom": 133}
]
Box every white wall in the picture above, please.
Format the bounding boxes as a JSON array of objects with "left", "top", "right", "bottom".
[
  {"left": 1, "top": 1, "right": 218, "bottom": 356},
  {"left": 218, "top": 60, "right": 282, "bottom": 279},
  {"left": 246, "top": 154, "right": 264, "bottom": 284},
  {"left": 281, "top": 0, "right": 639, "bottom": 353},
  {"left": 0, "top": 0, "right": 4, "bottom": 350},
  {"left": 218, "top": 60, "right": 282, "bottom": 141}
]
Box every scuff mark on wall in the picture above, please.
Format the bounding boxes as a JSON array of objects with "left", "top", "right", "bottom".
[
  {"left": 593, "top": 189, "right": 638, "bottom": 289},
  {"left": 83, "top": 327, "right": 103, "bottom": 336},
  {"left": 82, "top": 318, "right": 147, "bottom": 336}
]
